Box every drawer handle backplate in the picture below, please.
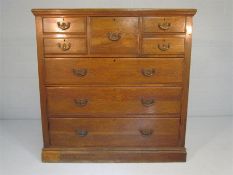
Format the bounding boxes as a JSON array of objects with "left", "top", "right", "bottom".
[
  {"left": 57, "top": 42, "right": 71, "bottom": 51},
  {"left": 139, "top": 129, "right": 153, "bottom": 137},
  {"left": 76, "top": 129, "right": 88, "bottom": 137},
  {"left": 107, "top": 32, "right": 121, "bottom": 41},
  {"left": 158, "top": 22, "right": 171, "bottom": 30},
  {"left": 74, "top": 99, "right": 88, "bottom": 107},
  {"left": 142, "top": 68, "right": 155, "bottom": 77},
  {"left": 158, "top": 43, "right": 170, "bottom": 51},
  {"left": 72, "top": 68, "right": 87, "bottom": 77},
  {"left": 141, "top": 98, "right": 155, "bottom": 107},
  {"left": 57, "top": 21, "right": 71, "bottom": 30}
]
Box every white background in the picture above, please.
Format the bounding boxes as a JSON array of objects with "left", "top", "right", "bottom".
[{"left": 0, "top": 0, "right": 232, "bottom": 119}]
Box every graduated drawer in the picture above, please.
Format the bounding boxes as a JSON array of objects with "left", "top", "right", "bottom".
[
  {"left": 90, "top": 17, "right": 139, "bottom": 55},
  {"left": 142, "top": 38, "right": 184, "bottom": 55},
  {"left": 45, "top": 58, "right": 184, "bottom": 85},
  {"left": 44, "top": 38, "right": 87, "bottom": 55},
  {"left": 143, "top": 17, "right": 186, "bottom": 33},
  {"left": 47, "top": 87, "right": 182, "bottom": 115},
  {"left": 43, "top": 17, "right": 86, "bottom": 33},
  {"left": 49, "top": 118, "right": 180, "bottom": 147}
]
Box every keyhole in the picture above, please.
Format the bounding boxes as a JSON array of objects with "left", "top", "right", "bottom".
[{"left": 113, "top": 59, "right": 116, "bottom": 62}]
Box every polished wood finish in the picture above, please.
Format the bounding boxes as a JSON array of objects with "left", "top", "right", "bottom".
[
  {"left": 179, "top": 16, "right": 193, "bottom": 146},
  {"left": 142, "top": 37, "right": 185, "bottom": 55},
  {"left": 32, "top": 8, "right": 196, "bottom": 162},
  {"left": 47, "top": 87, "right": 181, "bottom": 115},
  {"left": 45, "top": 58, "right": 184, "bottom": 85},
  {"left": 143, "top": 17, "right": 185, "bottom": 33},
  {"left": 49, "top": 118, "right": 180, "bottom": 147},
  {"left": 90, "top": 17, "right": 139, "bottom": 55},
  {"left": 35, "top": 16, "right": 50, "bottom": 146},
  {"left": 43, "top": 17, "right": 86, "bottom": 33},
  {"left": 42, "top": 148, "right": 186, "bottom": 162},
  {"left": 44, "top": 38, "right": 87, "bottom": 54},
  {"left": 32, "top": 9, "right": 197, "bottom": 16}
]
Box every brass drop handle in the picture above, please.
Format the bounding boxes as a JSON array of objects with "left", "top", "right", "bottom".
[
  {"left": 74, "top": 99, "right": 88, "bottom": 107},
  {"left": 158, "top": 43, "right": 170, "bottom": 51},
  {"left": 57, "top": 42, "right": 71, "bottom": 51},
  {"left": 72, "top": 68, "right": 87, "bottom": 77},
  {"left": 139, "top": 129, "right": 153, "bottom": 137},
  {"left": 76, "top": 129, "right": 88, "bottom": 137},
  {"left": 142, "top": 68, "right": 155, "bottom": 77},
  {"left": 158, "top": 22, "right": 171, "bottom": 30},
  {"left": 57, "top": 21, "right": 71, "bottom": 30},
  {"left": 141, "top": 98, "right": 155, "bottom": 107},
  {"left": 107, "top": 32, "right": 121, "bottom": 41}
]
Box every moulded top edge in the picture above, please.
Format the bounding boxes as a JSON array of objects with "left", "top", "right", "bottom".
[{"left": 31, "top": 8, "right": 197, "bottom": 16}]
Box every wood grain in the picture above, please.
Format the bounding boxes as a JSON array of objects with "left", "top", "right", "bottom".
[
  {"left": 43, "top": 17, "right": 86, "bottom": 33},
  {"left": 35, "top": 16, "right": 50, "bottom": 146},
  {"left": 44, "top": 58, "right": 184, "bottom": 85},
  {"left": 47, "top": 87, "right": 182, "bottom": 115},
  {"left": 44, "top": 38, "right": 87, "bottom": 54},
  {"left": 49, "top": 118, "right": 180, "bottom": 147},
  {"left": 32, "top": 8, "right": 197, "bottom": 16},
  {"left": 179, "top": 16, "right": 193, "bottom": 146},
  {"left": 90, "top": 17, "right": 139, "bottom": 55},
  {"left": 142, "top": 37, "right": 185, "bottom": 55},
  {"left": 42, "top": 148, "right": 186, "bottom": 162},
  {"left": 143, "top": 16, "right": 185, "bottom": 33},
  {"left": 32, "top": 8, "right": 196, "bottom": 162}
]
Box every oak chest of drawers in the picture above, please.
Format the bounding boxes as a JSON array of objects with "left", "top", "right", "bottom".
[{"left": 32, "top": 9, "right": 196, "bottom": 162}]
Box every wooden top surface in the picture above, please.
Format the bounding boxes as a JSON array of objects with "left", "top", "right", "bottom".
[{"left": 32, "top": 8, "right": 197, "bottom": 16}]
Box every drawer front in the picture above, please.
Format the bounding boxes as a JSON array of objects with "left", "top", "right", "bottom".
[
  {"left": 47, "top": 87, "right": 182, "bottom": 115},
  {"left": 143, "top": 17, "right": 185, "bottom": 33},
  {"left": 45, "top": 58, "right": 183, "bottom": 85},
  {"left": 49, "top": 118, "right": 180, "bottom": 147},
  {"left": 142, "top": 38, "right": 184, "bottom": 55},
  {"left": 44, "top": 38, "right": 87, "bottom": 55},
  {"left": 90, "top": 17, "right": 139, "bottom": 55},
  {"left": 43, "top": 17, "right": 86, "bottom": 33}
]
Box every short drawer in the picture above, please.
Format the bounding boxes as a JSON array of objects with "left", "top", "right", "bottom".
[
  {"left": 142, "top": 38, "right": 184, "bottom": 55},
  {"left": 143, "top": 17, "right": 185, "bottom": 33},
  {"left": 45, "top": 58, "right": 184, "bottom": 85},
  {"left": 90, "top": 17, "right": 139, "bottom": 55},
  {"left": 43, "top": 17, "right": 86, "bottom": 33},
  {"left": 49, "top": 118, "right": 180, "bottom": 147},
  {"left": 47, "top": 87, "right": 182, "bottom": 115},
  {"left": 44, "top": 38, "right": 87, "bottom": 55}
]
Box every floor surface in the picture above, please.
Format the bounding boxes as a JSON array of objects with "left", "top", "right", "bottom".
[{"left": 0, "top": 116, "right": 232, "bottom": 175}]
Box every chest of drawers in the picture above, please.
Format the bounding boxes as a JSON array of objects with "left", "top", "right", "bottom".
[{"left": 32, "top": 9, "right": 196, "bottom": 162}]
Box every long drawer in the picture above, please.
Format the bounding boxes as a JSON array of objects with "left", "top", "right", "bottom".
[
  {"left": 47, "top": 87, "right": 182, "bottom": 115},
  {"left": 49, "top": 118, "right": 180, "bottom": 147},
  {"left": 45, "top": 58, "right": 184, "bottom": 85}
]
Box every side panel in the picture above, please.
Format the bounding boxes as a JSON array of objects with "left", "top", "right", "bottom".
[{"left": 35, "top": 16, "right": 50, "bottom": 146}]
